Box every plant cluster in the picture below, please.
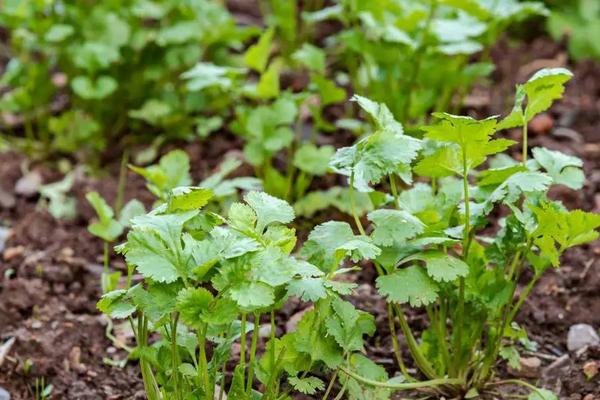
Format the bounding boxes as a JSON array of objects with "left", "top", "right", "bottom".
[
  {"left": 0, "top": 0, "right": 250, "bottom": 156},
  {"left": 95, "top": 67, "right": 600, "bottom": 399},
  {"left": 546, "top": 0, "right": 600, "bottom": 61}
]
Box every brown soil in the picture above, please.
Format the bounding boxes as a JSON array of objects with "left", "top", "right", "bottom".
[{"left": 1, "top": 36, "right": 600, "bottom": 399}]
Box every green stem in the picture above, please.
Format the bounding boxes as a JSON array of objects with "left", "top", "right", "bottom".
[
  {"left": 198, "top": 324, "right": 211, "bottom": 399},
  {"left": 240, "top": 312, "right": 247, "bottom": 392},
  {"left": 114, "top": 147, "right": 129, "bottom": 218},
  {"left": 101, "top": 241, "right": 110, "bottom": 293},
  {"left": 338, "top": 366, "right": 463, "bottom": 390},
  {"left": 247, "top": 312, "right": 261, "bottom": 394},
  {"left": 486, "top": 379, "right": 548, "bottom": 398},
  {"left": 349, "top": 172, "right": 366, "bottom": 235},
  {"left": 322, "top": 370, "right": 338, "bottom": 400},
  {"left": 393, "top": 304, "right": 438, "bottom": 379},
  {"left": 454, "top": 153, "right": 471, "bottom": 377},
  {"left": 170, "top": 315, "right": 182, "bottom": 400},
  {"left": 387, "top": 303, "right": 412, "bottom": 380},
  {"left": 389, "top": 174, "right": 400, "bottom": 208},
  {"left": 522, "top": 117, "right": 528, "bottom": 166}
]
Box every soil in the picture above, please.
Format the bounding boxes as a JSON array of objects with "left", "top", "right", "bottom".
[{"left": 1, "top": 34, "right": 600, "bottom": 400}]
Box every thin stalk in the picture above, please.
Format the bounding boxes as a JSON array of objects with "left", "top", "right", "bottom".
[
  {"left": 389, "top": 174, "right": 400, "bottom": 208},
  {"left": 507, "top": 275, "right": 539, "bottom": 323},
  {"left": 454, "top": 150, "right": 471, "bottom": 377},
  {"left": 114, "top": 147, "right": 129, "bottom": 218},
  {"left": 170, "top": 315, "right": 181, "bottom": 400},
  {"left": 387, "top": 303, "right": 412, "bottom": 380},
  {"left": 338, "top": 366, "right": 464, "bottom": 390},
  {"left": 247, "top": 312, "right": 261, "bottom": 394},
  {"left": 198, "top": 324, "right": 211, "bottom": 399},
  {"left": 393, "top": 304, "right": 438, "bottom": 379},
  {"left": 332, "top": 375, "right": 349, "bottom": 400},
  {"left": 322, "top": 370, "right": 338, "bottom": 400},
  {"left": 349, "top": 172, "right": 366, "bottom": 235},
  {"left": 240, "top": 312, "right": 247, "bottom": 392},
  {"left": 522, "top": 117, "right": 528, "bottom": 166},
  {"left": 102, "top": 241, "right": 110, "bottom": 292},
  {"left": 486, "top": 379, "right": 548, "bottom": 398},
  {"left": 270, "top": 310, "right": 276, "bottom": 367}
]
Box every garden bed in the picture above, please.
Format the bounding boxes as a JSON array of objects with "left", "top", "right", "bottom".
[{"left": 1, "top": 34, "right": 600, "bottom": 399}]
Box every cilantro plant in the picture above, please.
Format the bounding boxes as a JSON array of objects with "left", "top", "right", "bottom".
[
  {"left": 86, "top": 191, "right": 145, "bottom": 293},
  {"left": 305, "top": 0, "right": 547, "bottom": 122},
  {"left": 326, "top": 69, "right": 600, "bottom": 398},
  {"left": 130, "top": 149, "right": 262, "bottom": 209},
  {"left": 97, "top": 189, "right": 309, "bottom": 399},
  {"left": 0, "top": 0, "right": 251, "bottom": 157}
]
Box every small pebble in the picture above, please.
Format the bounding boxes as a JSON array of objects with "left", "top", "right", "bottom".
[
  {"left": 0, "top": 227, "right": 9, "bottom": 253},
  {"left": 583, "top": 360, "right": 599, "bottom": 379},
  {"left": 31, "top": 321, "right": 42, "bottom": 329},
  {"left": 14, "top": 171, "right": 42, "bottom": 197},
  {"left": 567, "top": 324, "right": 600, "bottom": 351},
  {"left": 0, "top": 188, "right": 15, "bottom": 209},
  {"left": 529, "top": 113, "right": 554, "bottom": 134}
]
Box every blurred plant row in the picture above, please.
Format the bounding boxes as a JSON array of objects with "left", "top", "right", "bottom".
[{"left": 1, "top": 0, "right": 552, "bottom": 160}]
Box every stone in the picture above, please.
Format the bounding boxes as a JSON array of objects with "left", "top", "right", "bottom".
[
  {"left": 567, "top": 324, "right": 600, "bottom": 351},
  {"left": 0, "top": 387, "right": 10, "bottom": 400},
  {"left": 0, "top": 188, "right": 15, "bottom": 209},
  {"left": 14, "top": 171, "right": 42, "bottom": 197},
  {"left": 0, "top": 227, "right": 9, "bottom": 253},
  {"left": 582, "top": 360, "right": 598, "bottom": 380},
  {"left": 519, "top": 357, "right": 542, "bottom": 378},
  {"left": 529, "top": 113, "right": 554, "bottom": 135}
]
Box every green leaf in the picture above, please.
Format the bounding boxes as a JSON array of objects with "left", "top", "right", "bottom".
[
  {"left": 287, "top": 277, "right": 327, "bottom": 302},
  {"left": 376, "top": 266, "right": 439, "bottom": 307},
  {"left": 245, "top": 191, "right": 295, "bottom": 232},
  {"left": 128, "top": 99, "right": 171, "bottom": 125},
  {"left": 118, "top": 199, "right": 146, "bottom": 227},
  {"left": 288, "top": 376, "right": 325, "bottom": 395},
  {"left": 86, "top": 191, "right": 123, "bottom": 242},
  {"left": 71, "top": 75, "right": 117, "bottom": 100},
  {"left": 301, "top": 221, "right": 380, "bottom": 269},
  {"left": 531, "top": 147, "right": 584, "bottom": 189},
  {"left": 45, "top": 24, "right": 74, "bottom": 42},
  {"left": 312, "top": 75, "right": 346, "bottom": 106},
  {"left": 499, "top": 345, "right": 521, "bottom": 370},
  {"left": 325, "top": 298, "right": 375, "bottom": 352},
  {"left": 176, "top": 287, "right": 214, "bottom": 328},
  {"left": 181, "top": 62, "right": 245, "bottom": 91},
  {"left": 293, "top": 144, "right": 335, "bottom": 176},
  {"left": 423, "top": 113, "right": 515, "bottom": 172},
  {"left": 292, "top": 43, "right": 326, "bottom": 74},
  {"left": 256, "top": 59, "right": 281, "bottom": 99},
  {"left": 528, "top": 388, "right": 558, "bottom": 400},
  {"left": 498, "top": 68, "right": 573, "bottom": 129},
  {"left": 251, "top": 246, "right": 296, "bottom": 286},
  {"left": 167, "top": 187, "right": 214, "bottom": 212},
  {"left": 293, "top": 309, "right": 344, "bottom": 368},
  {"left": 414, "top": 145, "right": 462, "bottom": 178},
  {"left": 97, "top": 289, "right": 136, "bottom": 319},
  {"left": 524, "top": 68, "right": 573, "bottom": 120},
  {"left": 130, "top": 150, "right": 192, "bottom": 200},
  {"left": 330, "top": 131, "right": 421, "bottom": 191},
  {"left": 352, "top": 94, "right": 403, "bottom": 136},
  {"left": 368, "top": 209, "right": 425, "bottom": 246},
  {"left": 244, "top": 27, "right": 274, "bottom": 73},
  {"left": 230, "top": 282, "right": 274, "bottom": 308},
  {"left": 408, "top": 251, "right": 469, "bottom": 282},
  {"left": 125, "top": 230, "right": 179, "bottom": 283}
]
